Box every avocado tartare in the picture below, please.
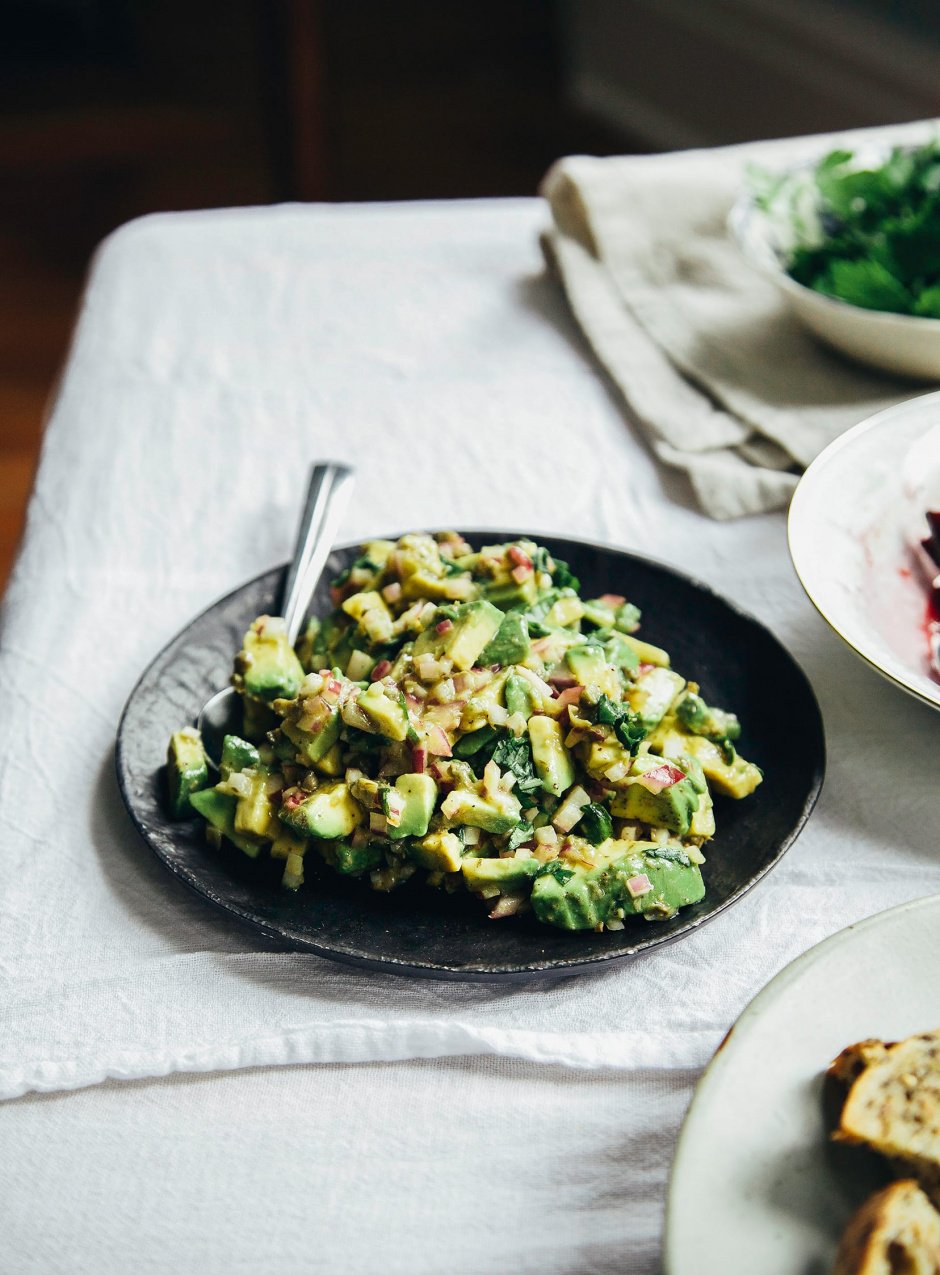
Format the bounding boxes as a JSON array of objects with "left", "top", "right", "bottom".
[{"left": 166, "top": 533, "right": 763, "bottom": 931}]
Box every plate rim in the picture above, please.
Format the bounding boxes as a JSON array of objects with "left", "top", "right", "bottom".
[
  {"left": 663, "top": 890, "right": 940, "bottom": 1273},
  {"left": 115, "top": 528, "right": 826, "bottom": 981},
  {"left": 787, "top": 390, "right": 940, "bottom": 713}
]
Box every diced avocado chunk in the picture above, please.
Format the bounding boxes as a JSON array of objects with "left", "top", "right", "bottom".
[
  {"left": 583, "top": 737, "right": 635, "bottom": 786},
  {"left": 654, "top": 727, "right": 763, "bottom": 799},
  {"left": 270, "top": 828, "right": 307, "bottom": 860},
  {"left": 504, "top": 672, "right": 536, "bottom": 719},
  {"left": 689, "top": 788, "right": 715, "bottom": 839},
  {"left": 528, "top": 715, "right": 575, "bottom": 796},
  {"left": 345, "top": 649, "right": 377, "bottom": 681},
  {"left": 270, "top": 829, "right": 308, "bottom": 889},
  {"left": 602, "top": 633, "right": 640, "bottom": 674},
  {"left": 357, "top": 682, "right": 409, "bottom": 741},
  {"left": 235, "top": 616, "right": 304, "bottom": 703},
  {"left": 674, "top": 690, "right": 742, "bottom": 742},
  {"left": 669, "top": 751, "right": 707, "bottom": 793},
  {"left": 621, "top": 847, "right": 706, "bottom": 917},
  {"left": 479, "top": 612, "right": 530, "bottom": 667},
  {"left": 383, "top": 773, "right": 439, "bottom": 840},
  {"left": 531, "top": 865, "right": 605, "bottom": 930},
  {"left": 282, "top": 850, "right": 305, "bottom": 891},
  {"left": 530, "top": 841, "right": 705, "bottom": 930},
  {"left": 166, "top": 728, "right": 209, "bottom": 818},
  {"left": 461, "top": 855, "right": 540, "bottom": 891},
  {"left": 189, "top": 788, "right": 263, "bottom": 858},
  {"left": 565, "top": 644, "right": 621, "bottom": 697},
  {"left": 582, "top": 599, "right": 642, "bottom": 633},
  {"left": 445, "top": 599, "right": 504, "bottom": 669},
  {"left": 545, "top": 591, "right": 584, "bottom": 627},
  {"left": 413, "top": 600, "right": 503, "bottom": 670},
  {"left": 483, "top": 576, "right": 539, "bottom": 609},
  {"left": 619, "top": 633, "right": 670, "bottom": 668},
  {"left": 314, "top": 742, "right": 344, "bottom": 776},
  {"left": 610, "top": 755, "right": 700, "bottom": 836},
  {"left": 441, "top": 786, "right": 522, "bottom": 835},
  {"left": 402, "top": 569, "right": 468, "bottom": 602},
  {"left": 627, "top": 666, "right": 686, "bottom": 730},
  {"left": 279, "top": 781, "right": 364, "bottom": 839},
  {"left": 281, "top": 707, "right": 342, "bottom": 762},
  {"left": 611, "top": 778, "right": 699, "bottom": 837},
  {"left": 220, "top": 733, "right": 260, "bottom": 778},
  {"left": 581, "top": 600, "right": 617, "bottom": 629},
  {"left": 341, "top": 590, "right": 393, "bottom": 644},
  {"left": 319, "top": 839, "right": 384, "bottom": 876},
  {"left": 409, "top": 831, "right": 464, "bottom": 873},
  {"left": 234, "top": 770, "right": 276, "bottom": 839}
]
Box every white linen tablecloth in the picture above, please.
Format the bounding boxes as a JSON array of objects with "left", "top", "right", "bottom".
[{"left": 2, "top": 197, "right": 940, "bottom": 1274}]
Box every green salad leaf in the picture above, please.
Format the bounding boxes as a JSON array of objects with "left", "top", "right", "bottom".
[{"left": 754, "top": 139, "right": 940, "bottom": 317}]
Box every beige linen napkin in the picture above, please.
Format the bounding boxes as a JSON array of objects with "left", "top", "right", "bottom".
[{"left": 541, "top": 120, "right": 939, "bottom": 519}]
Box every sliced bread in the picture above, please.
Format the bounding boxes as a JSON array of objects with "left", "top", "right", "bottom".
[
  {"left": 833, "top": 1179, "right": 940, "bottom": 1274},
  {"left": 836, "top": 1029, "right": 940, "bottom": 1207}
]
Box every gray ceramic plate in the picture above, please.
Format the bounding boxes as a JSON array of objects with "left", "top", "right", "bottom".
[{"left": 115, "top": 532, "right": 825, "bottom": 981}]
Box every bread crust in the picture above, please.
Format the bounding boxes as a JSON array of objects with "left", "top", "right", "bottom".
[
  {"left": 836, "top": 1029, "right": 940, "bottom": 1208},
  {"left": 833, "top": 1179, "right": 940, "bottom": 1275}
]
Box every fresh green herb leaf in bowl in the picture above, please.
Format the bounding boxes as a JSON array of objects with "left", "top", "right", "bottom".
[{"left": 749, "top": 139, "right": 940, "bottom": 317}]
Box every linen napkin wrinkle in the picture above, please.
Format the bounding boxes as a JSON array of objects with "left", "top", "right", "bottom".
[{"left": 541, "top": 119, "right": 940, "bottom": 519}]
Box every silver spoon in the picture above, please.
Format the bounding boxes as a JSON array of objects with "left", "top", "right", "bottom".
[{"left": 197, "top": 461, "right": 355, "bottom": 767}]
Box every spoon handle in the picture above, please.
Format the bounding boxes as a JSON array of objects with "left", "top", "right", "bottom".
[{"left": 281, "top": 461, "right": 356, "bottom": 644}]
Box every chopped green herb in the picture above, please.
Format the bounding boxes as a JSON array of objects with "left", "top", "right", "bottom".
[
  {"left": 645, "top": 846, "right": 692, "bottom": 868},
  {"left": 506, "top": 821, "right": 535, "bottom": 853},
  {"left": 551, "top": 558, "right": 580, "bottom": 591},
  {"left": 535, "top": 860, "right": 575, "bottom": 884},
  {"left": 752, "top": 139, "right": 940, "bottom": 317},
  {"left": 580, "top": 804, "right": 613, "bottom": 845},
  {"left": 490, "top": 734, "right": 543, "bottom": 796},
  {"left": 595, "top": 694, "right": 646, "bottom": 754}
]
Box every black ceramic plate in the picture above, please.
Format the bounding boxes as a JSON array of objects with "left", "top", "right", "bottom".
[{"left": 116, "top": 532, "right": 825, "bottom": 982}]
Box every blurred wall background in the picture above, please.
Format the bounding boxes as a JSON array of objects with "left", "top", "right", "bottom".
[{"left": 2, "top": 0, "right": 940, "bottom": 589}]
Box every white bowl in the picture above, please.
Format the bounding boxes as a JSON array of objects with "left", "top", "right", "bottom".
[{"left": 729, "top": 184, "right": 940, "bottom": 381}]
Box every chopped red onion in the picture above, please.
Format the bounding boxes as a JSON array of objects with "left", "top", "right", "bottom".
[
  {"left": 426, "top": 726, "right": 452, "bottom": 757},
  {"left": 554, "top": 686, "right": 582, "bottom": 710},
  {"left": 548, "top": 670, "right": 578, "bottom": 690},
  {"left": 626, "top": 874, "right": 653, "bottom": 899},
  {"left": 636, "top": 763, "right": 685, "bottom": 794}
]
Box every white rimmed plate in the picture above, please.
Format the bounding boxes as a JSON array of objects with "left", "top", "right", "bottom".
[
  {"left": 664, "top": 893, "right": 940, "bottom": 1274},
  {"left": 788, "top": 390, "right": 940, "bottom": 713}
]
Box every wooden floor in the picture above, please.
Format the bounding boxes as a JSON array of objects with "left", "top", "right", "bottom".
[{"left": 0, "top": 229, "right": 82, "bottom": 594}]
